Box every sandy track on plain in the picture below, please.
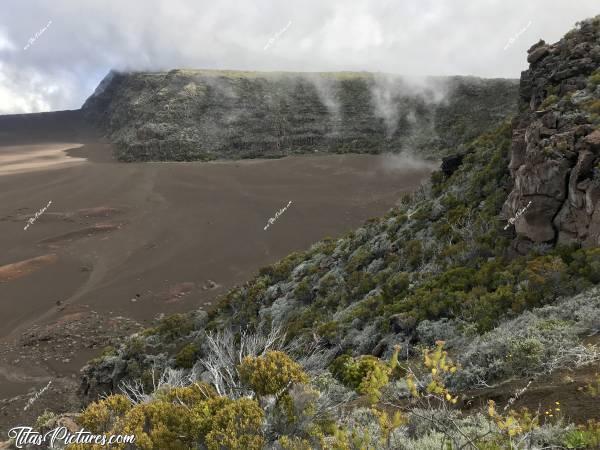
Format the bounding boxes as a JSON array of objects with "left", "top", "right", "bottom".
[{"left": 0, "top": 143, "right": 86, "bottom": 176}]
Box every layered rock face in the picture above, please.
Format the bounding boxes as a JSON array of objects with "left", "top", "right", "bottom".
[
  {"left": 503, "top": 16, "right": 600, "bottom": 250},
  {"left": 82, "top": 70, "right": 517, "bottom": 161}
]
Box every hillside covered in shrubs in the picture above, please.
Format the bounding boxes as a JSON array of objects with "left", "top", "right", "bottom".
[{"left": 10, "top": 15, "right": 600, "bottom": 450}]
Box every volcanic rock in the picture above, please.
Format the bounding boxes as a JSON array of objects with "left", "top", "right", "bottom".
[{"left": 503, "top": 16, "right": 600, "bottom": 249}]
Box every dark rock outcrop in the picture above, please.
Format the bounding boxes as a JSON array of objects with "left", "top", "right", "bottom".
[
  {"left": 503, "top": 16, "right": 600, "bottom": 248},
  {"left": 78, "top": 356, "right": 128, "bottom": 402},
  {"left": 81, "top": 70, "right": 518, "bottom": 161},
  {"left": 441, "top": 153, "right": 465, "bottom": 176}
]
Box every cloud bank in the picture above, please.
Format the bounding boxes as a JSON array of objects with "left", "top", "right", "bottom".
[{"left": 0, "top": 0, "right": 598, "bottom": 114}]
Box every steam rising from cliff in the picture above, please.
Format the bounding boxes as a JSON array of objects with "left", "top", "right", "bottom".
[
  {"left": 380, "top": 151, "right": 439, "bottom": 172},
  {"left": 369, "top": 74, "right": 450, "bottom": 137},
  {"left": 305, "top": 75, "right": 342, "bottom": 135}
]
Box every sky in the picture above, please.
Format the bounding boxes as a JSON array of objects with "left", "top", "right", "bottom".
[{"left": 0, "top": 0, "right": 598, "bottom": 114}]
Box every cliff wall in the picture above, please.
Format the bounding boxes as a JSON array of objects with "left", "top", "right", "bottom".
[{"left": 82, "top": 70, "right": 518, "bottom": 161}]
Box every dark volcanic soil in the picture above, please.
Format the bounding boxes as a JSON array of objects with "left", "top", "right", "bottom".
[{"left": 0, "top": 111, "right": 435, "bottom": 431}]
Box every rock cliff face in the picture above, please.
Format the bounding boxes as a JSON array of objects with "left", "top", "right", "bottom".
[
  {"left": 503, "top": 16, "right": 600, "bottom": 250},
  {"left": 81, "top": 70, "right": 517, "bottom": 161}
]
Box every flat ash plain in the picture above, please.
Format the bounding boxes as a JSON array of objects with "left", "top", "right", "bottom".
[{"left": 0, "top": 112, "right": 436, "bottom": 432}]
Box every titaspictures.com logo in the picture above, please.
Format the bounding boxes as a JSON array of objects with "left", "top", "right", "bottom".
[{"left": 8, "top": 426, "right": 135, "bottom": 448}]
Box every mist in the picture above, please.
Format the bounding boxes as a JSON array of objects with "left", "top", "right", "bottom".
[
  {"left": 305, "top": 74, "right": 342, "bottom": 135},
  {"left": 380, "top": 151, "right": 440, "bottom": 173}
]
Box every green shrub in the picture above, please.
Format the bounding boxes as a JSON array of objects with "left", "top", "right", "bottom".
[
  {"left": 78, "top": 395, "right": 133, "bottom": 434},
  {"left": 506, "top": 337, "right": 544, "bottom": 375},
  {"left": 294, "top": 279, "right": 314, "bottom": 303},
  {"left": 588, "top": 70, "right": 600, "bottom": 87},
  {"left": 583, "top": 99, "right": 600, "bottom": 115},
  {"left": 35, "top": 410, "right": 57, "bottom": 430},
  {"left": 73, "top": 389, "right": 264, "bottom": 450},
  {"left": 152, "top": 313, "right": 195, "bottom": 341},
  {"left": 317, "top": 272, "right": 338, "bottom": 296},
  {"left": 347, "top": 246, "right": 374, "bottom": 272},
  {"left": 330, "top": 354, "right": 393, "bottom": 403},
  {"left": 238, "top": 351, "right": 309, "bottom": 397},
  {"left": 204, "top": 398, "right": 265, "bottom": 450},
  {"left": 316, "top": 321, "right": 340, "bottom": 342},
  {"left": 259, "top": 251, "right": 307, "bottom": 283},
  {"left": 157, "top": 384, "right": 217, "bottom": 404},
  {"left": 562, "top": 420, "right": 600, "bottom": 449},
  {"left": 541, "top": 95, "right": 559, "bottom": 109},
  {"left": 384, "top": 272, "right": 410, "bottom": 298},
  {"left": 347, "top": 270, "right": 377, "bottom": 299},
  {"left": 175, "top": 342, "right": 199, "bottom": 369},
  {"left": 88, "top": 345, "right": 118, "bottom": 365},
  {"left": 403, "top": 240, "right": 423, "bottom": 269}
]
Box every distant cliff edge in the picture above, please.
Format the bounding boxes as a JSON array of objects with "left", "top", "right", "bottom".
[{"left": 81, "top": 70, "right": 518, "bottom": 162}]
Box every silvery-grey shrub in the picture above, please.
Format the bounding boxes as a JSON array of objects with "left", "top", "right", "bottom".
[{"left": 449, "top": 287, "right": 600, "bottom": 389}]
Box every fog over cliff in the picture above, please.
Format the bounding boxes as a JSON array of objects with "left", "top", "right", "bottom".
[{"left": 0, "top": 0, "right": 599, "bottom": 114}]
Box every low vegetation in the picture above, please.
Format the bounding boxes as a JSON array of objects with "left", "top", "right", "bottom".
[
  {"left": 74, "top": 118, "right": 600, "bottom": 448},
  {"left": 67, "top": 337, "right": 599, "bottom": 449}
]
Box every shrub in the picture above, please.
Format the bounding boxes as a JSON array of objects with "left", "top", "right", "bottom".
[
  {"left": 151, "top": 313, "right": 195, "bottom": 341},
  {"left": 238, "top": 351, "right": 309, "bottom": 397},
  {"left": 541, "top": 94, "right": 559, "bottom": 109},
  {"left": 330, "top": 350, "right": 399, "bottom": 404},
  {"left": 383, "top": 272, "right": 410, "bottom": 298},
  {"left": 294, "top": 279, "right": 314, "bottom": 303},
  {"left": 204, "top": 398, "right": 265, "bottom": 450},
  {"left": 523, "top": 255, "right": 569, "bottom": 305},
  {"left": 259, "top": 251, "right": 307, "bottom": 283},
  {"left": 174, "top": 342, "right": 199, "bottom": 369},
  {"left": 488, "top": 401, "right": 539, "bottom": 439},
  {"left": 276, "top": 436, "right": 314, "bottom": 450},
  {"left": 347, "top": 246, "right": 374, "bottom": 272},
  {"left": 74, "top": 389, "right": 264, "bottom": 450},
  {"left": 506, "top": 337, "right": 544, "bottom": 375},
  {"left": 118, "top": 400, "right": 199, "bottom": 449},
  {"left": 589, "top": 70, "right": 600, "bottom": 87},
  {"left": 562, "top": 420, "right": 600, "bottom": 449},
  {"left": 583, "top": 99, "right": 600, "bottom": 115},
  {"left": 35, "top": 410, "right": 57, "bottom": 430},
  {"left": 449, "top": 287, "right": 600, "bottom": 389},
  {"left": 584, "top": 373, "right": 600, "bottom": 397},
  {"left": 78, "top": 394, "right": 132, "bottom": 434},
  {"left": 403, "top": 240, "right": 423, "bottom": 269},
  {"left": 316, "top": 320, "right": 340, "bottom": 342},
  {"left": 568, "top": 247, "right": 600, "bottom": 284},
  {"left": 88, "top": 345, "right": 118, "bottom": 365},
  {"left": 156, "top": 383, "right": 217, "bottom": 405},
  {"left": 346, "top": 270, "right": 377, "bottom": 300},
  {"left": 407, "top": 341, "right": 458, "bottom": 404}
]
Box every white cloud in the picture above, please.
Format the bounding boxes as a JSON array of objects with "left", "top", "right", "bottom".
[
  {"left": 0, "top": 29, "right": 16, "bottom": 52},
  {"left": 320, "top": 6, "right": 384, "bottom": 52},
  {"left": 0, "top": 76, "right": 52, "bottom": 114},
  {"left": 0, "top": 0, "right": 598, "bottom": 114},
  {"left": 0, "top": 62, "right": 75, "bottom": 114}
]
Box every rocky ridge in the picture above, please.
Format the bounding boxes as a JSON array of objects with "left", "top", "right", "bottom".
[
  {"left": 81, "top": 70, "right": 518, "bottom": 161},
  {"left": 503, "top": 16, "right": 600, "bottom": 250}
]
